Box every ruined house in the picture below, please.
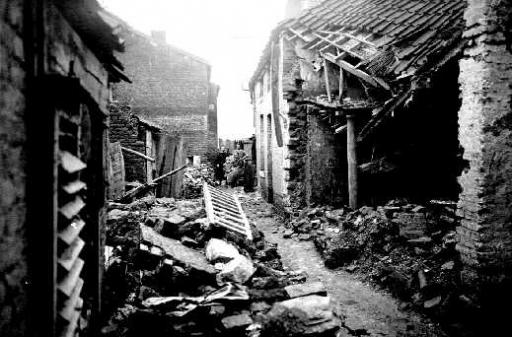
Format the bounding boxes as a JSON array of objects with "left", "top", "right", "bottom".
[
  {"left": 100, "top": 11, "right": 220, "bottom": 163},
  {"left": 251, "top": 0, "right": 512, "bottom": 300},
  {"left": 0, "top": 1, "right": 126, "bottom": 336},
  {"left": 251, "top": 0, "right": 466, "bottom": 208},
  {"left": 108, "top": 103, "right": 185, "bottom": 198}
]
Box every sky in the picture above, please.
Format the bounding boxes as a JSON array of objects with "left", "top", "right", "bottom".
[{"left": 100, "top": 0, "right": 289, "bottom": 139}]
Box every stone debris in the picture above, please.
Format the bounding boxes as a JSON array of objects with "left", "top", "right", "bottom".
[
  {"left": 279, "top": 198, "right": 462, "bottom": 318},
  {"left": 101, "top": 192, "right": 340, "bottom": 337},
  {"left": 206, "top": 238, "right": 243, "bottom": 263},
  {"left": 216, "top": 254, "right": 256, "bottom": 285},
  {"left": 285, "top": 281, "right": 327, "bottom": 299},
  {"left": 263, "top": 295, "right": 341, "bottom": 336}
]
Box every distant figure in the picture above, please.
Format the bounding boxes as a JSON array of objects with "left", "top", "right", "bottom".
[
  {"left": 243, "top": 159, "right": 255, "bottom": 192},
  {"left": 214, "top": 147, "right": 228, "bottom": 185}
]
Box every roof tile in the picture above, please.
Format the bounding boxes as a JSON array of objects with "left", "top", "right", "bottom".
[{"left": 251, "top": 0, "right": 466, "bottom": 85}]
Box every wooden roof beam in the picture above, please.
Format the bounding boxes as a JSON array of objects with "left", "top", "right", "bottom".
[
  {"left": 313, "top": 33, "right": 362, "bottom": 59},
  {"left": 321, "top": 52, "right": 390, "bottom": 91}
]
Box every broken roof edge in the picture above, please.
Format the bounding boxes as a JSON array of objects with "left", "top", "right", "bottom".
[{"left": 56, "top": 1, "right": 129, "bottom": 82}]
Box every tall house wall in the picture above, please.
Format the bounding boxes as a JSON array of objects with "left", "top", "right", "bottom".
[
  {"left": 113, "top": 32, "right": 215, "bottom": 157},
  {"left": 0, "top": 1, "right": 29, "bottom": 335},
  {"left": 456, "top": 0, "right": 512, "bottom": 289}
]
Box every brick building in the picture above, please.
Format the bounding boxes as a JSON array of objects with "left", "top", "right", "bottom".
[
  {"left": 101, "top": 11, "right": 219, "bottom": 161},
  {"left": 108, "top": 102, "right": 186, "bottom": 198},
  {"left": 0, "top": 1, "right": 126, "bottom": 336}
]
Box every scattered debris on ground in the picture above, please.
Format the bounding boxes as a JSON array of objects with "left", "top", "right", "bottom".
[
  {"left": 101, "top": 188, "right": 341, "bottom": 337},
  {"left": 181, "top": 165, "right": 216, "bottom": 199},
  {"left": 278, "top": 199, "right": 465, "bottom": 321}
]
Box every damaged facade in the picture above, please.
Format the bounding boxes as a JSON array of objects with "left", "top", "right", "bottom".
[
  {"left": 251, "top": 0, "right": 465, "bottom": 209},
  {"left": 101, "top": 11, "right": 220, "bottom": 162},
  {"left": 0, "top": 1, "right": 126, "bottom": 336},
  {"left": 251, "top": 0, "right": 512, "bottom": 298},
  {"left": 108, "top": 103, "right": 186, "bottom": 199}
]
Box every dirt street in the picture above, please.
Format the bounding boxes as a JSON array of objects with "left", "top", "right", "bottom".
[{"left": 238, "top": 191, "right": 447, "bottom": 337}]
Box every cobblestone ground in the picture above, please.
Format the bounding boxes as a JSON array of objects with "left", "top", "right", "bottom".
[{"left": 237, "top": 190, "right": 447, "bottom": 337}]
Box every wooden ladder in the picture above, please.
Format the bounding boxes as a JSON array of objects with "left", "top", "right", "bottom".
[{"left": 203, "top": 183, "right": 253, "bottom": 240}]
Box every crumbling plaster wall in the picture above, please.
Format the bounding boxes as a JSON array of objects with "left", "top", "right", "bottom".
[
  {"left": 456, "top": 0, "right": 512, "bottom": 289},
  {"left": 114, "top": 32, "right": 213, "bottom": 157},
  {"left": 254, "top": 79, "right": 273, "bottom": 201},
  {"left": 0, "top": 1, "right": 29, "bottom": 335}
]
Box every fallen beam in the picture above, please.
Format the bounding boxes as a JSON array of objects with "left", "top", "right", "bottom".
[
  {"left": 116, "top": 165, "right": 187, "bottom": 202},
  {"left": 121, "top": 146, "right": 155, "bottom": 162}
]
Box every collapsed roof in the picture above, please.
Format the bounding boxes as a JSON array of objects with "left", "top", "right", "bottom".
[
  {"left": 55, "top": 0, "right": 129, "bottom": 82},
  {"left": 250, "top": 0, "right": 466, "bottom": 91}
]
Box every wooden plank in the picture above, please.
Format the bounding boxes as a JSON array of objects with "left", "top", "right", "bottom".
[
  {"left": 233, "top": 194, "right": 252, "bottom": 241},
  {"left": 338, "top": 67, "right": 344, "bottom": 100},
  {"left": 108, "top": 142, "right": 125, "bottom": 199},
  {"left": 121, "top": 146, "right": 155, "bottom": 162},
  {"left": 209, "top": 191, "right": 239, "bottom": 206},
  {"left": 59, "top": 197, "right": 85, "bottom": 220},
  {"left": 215, "top": 216, "right": 247, "bottom": 230},
  {"left": 213, "top": 205, "right": 244, "bottom": 219},
  {"left": 145, "top": 130, "right": 153, "bottom": 183},
  {"left": 58, "top": 219, "right": 85, "bottom": 245},
  {"left": 209, "top": 190, "right": 239, "bottom": 206},
  {"left": 214, "top": 217, "right": 248, "bottom": 233},
  {"left": 213, "top": 211, "right": 246, "bottom": 225},
  {"left": 321, "top": 52, "right": 390, "bottom": 90},
  {"left": 60, "top": 151, "right": 86, "bottom": 173},
  {"left": 313, "top": 33, "right": 362, "bottom": 59},
  {"left": 59, "top": 278, "right": 84, "bottom": 321},
  {"left": 62, "top": 180, "right": 86, "bottom": 195},
  {"left": 58, "top": 258, "right": 84, "bottom": 297},
  {"left": 59, "top": 299, "right": 82, "bottom": 337},
  {"left": 58, "top": 237, "right": 85, "bottom": 271},
  {"left": 324, "top": 60, "right": 332, "bottom": 102},
  {"left": 335, "top": 124, "right": 347, "bottom": 134},
  {"left": 346, "top": 115, "right": 358, "bottom": 209}
]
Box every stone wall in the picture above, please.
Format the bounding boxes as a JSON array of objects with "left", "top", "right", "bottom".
[
  {"left": 0, "top": 1, "right": 29, "bottom": 335},
  {"left": 306, "top": 113, "right": 346, "bottom": 206},
  {"left": 113, "top": 30, "right": 216, "bottom": 157},
  {"left": 109, "top": 103, "right": 147, "bottom": 183},
  {"left": 456, "top": 0, "right": 512, "bottom": 289}
]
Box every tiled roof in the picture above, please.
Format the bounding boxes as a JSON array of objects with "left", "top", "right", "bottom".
[{"left": 251, "top": 0, "right": 466, "bottom": 88}]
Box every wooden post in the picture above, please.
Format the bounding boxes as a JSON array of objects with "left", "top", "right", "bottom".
[
  {"left": 338, "top": 67, "right": 344, "bottom": 101},
  {"left": 324, "top": 60, "right": 332, "bottom": 102},
  {"left": 145, "top": 130, "right": 153, "bottom": 183},
  {"left": 346, "top": 114, "right": 358, "bottom": 209}
]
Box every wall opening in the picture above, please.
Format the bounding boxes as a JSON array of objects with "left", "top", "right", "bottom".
[
  {"left": 266, "top": 114, "right": 274, "bottom": 202},
  {"left": 358, "top": 59, "right": 464, "bottom": 205}
]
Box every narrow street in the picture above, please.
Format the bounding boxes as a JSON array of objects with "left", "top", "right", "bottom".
[{"left": 239, "top": 191, "right": 446, "bottom": 337}]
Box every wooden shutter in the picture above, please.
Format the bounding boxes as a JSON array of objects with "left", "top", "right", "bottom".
[{"left": 56, "top": 104, "right": 88, "bottom": 337}]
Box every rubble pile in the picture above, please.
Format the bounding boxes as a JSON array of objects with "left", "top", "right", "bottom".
[
  {"left": 181, "top": 165, "right": 216, "bottom": 199},
  {"left": 284, "top": 199, "right": 462, "bottom": 316},
  {"left": 102, "top": 193, "right": 341, "bottom": 337}
]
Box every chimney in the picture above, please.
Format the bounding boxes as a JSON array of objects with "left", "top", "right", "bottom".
[
  {"left": 151, "top": 30, "right": 166, "bottom": 45},
  {"left": 285, "top": 0, "right": 322, "bottom": 19}
]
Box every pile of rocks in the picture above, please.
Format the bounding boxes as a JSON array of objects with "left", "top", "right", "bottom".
[
  {"left": 283, "top": 199, "right": 462, "bottom": 316},
  {"left": 102, "top": 195, "right": 340, "bottom": 337},
  {"left": 181, "top": 165, "right": 217, "bottom": 199}
]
